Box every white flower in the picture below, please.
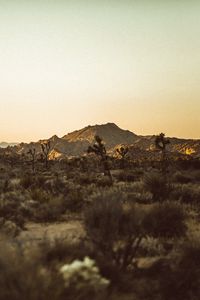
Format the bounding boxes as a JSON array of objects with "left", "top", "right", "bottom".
[{"left": 60, "top": 256, "right": 110, "bottom": 292}]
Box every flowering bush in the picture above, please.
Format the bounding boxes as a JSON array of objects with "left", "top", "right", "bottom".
[{"left": 60, "top": 257, "right": 110, "bottom": 298}]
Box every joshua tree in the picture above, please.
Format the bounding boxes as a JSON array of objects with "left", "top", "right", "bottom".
[
  {"left": 27, "top": 145, "right": 36, "bottom": 172},
  {"left": 87, "top": 135, "right": 112, "bottom": 181},
  {"left": 41, "top": 141, "right": 51, "bottom": 169},
  {"left": 155, "top": 133, "right": 170, "bottom": 173},
  {"left": 116, "top": 145, "right": 129, "bottom": 168},
  {"left": 4, "top": 147, "right": 18, "bottom": 168}
]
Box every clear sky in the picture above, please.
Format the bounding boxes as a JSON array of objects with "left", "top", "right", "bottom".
[{"left": 0, "top": 0, "right": 199, "bottom": 142}]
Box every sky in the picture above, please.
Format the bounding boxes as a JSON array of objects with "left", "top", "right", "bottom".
[{"left": 0, "top": 0, "right": 199, "bottom": 142}]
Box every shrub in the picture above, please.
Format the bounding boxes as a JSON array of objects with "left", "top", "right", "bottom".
[
  {"left": 85, "top": 190, "right": 149, "bottom": 270},
  {"left": 0, "top": 238, "right": 64, "bottom": 300},
  {"left": 192, "top": 170, "right": 200, "bottom": 183},
  {"left": 60, "top": 257, "right": 110, "bottom": 299},
  {"left": 77, "top": 174, "right": 98, "bottom": 185},
  {"left": 173, "top": 171, "right": 193, "bottom": 184},
  {"left": 96, "top": 176, "right": 113, "bottom": 187},
  {"left": 171, "top": 184, "right": 200, "bottom": 204},
  {"left": 85, "top": 190, "right": 187, "bottom": 271},
  {"left": 44, "top": 176, "right": 67, "bottom": 195},
  {"left": 34, "top": 174, "right": 46, "bottom": 188},
  {"left": 0, "top": 179, "right": 11, "bottom": 193},
  {"left": 33, "top": 196, "right": 65, "bottom": 222},
  {"left": 143, "top": 172, "right": 172, "bottom": 201},
  {"left": 64, "top": 189, "right": 84, "bottom": 212},
  {"left": 39, "top": 238, "right": 91, "bottom": 266},
  {"left": 159, "top": 239, "right": 200, "bottom": 300},
  {"left": 115, "top": 170, "right": 135, "bottom": 182},
  {"left": 20, "top": 173, "right": 34, "bottom": 189},
  {"left": 29, "top": 188, "right": 50, "bottom": 203},
  {"left": 0, "top": 191, "right": 28, "bottom": 229},
  {"left": 144, "top": 202, "right": 187, "bottom": 239},
  {"left": 85, "top": 191, "right": 123, "bottom": 249}
]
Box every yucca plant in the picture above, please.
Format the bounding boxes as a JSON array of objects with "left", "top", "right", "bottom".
[
  {"left": 155, "top": 133, "right": 170, "bottom": 174},
  {"left": 116, "top": 145, "right": 129, "bottom": 169},
  {"left": 27, "top": 144, "right": 36, "bottom": 172},
  {"left": 87, "top": 135, "right": 112, "bottom": 182},
  {"left": 41, "top": 141, "right": 51, "bottom": 169}
]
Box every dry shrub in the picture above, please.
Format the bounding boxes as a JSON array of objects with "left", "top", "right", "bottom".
[
  {"left": 143, "top": 172, "right": 173, "bottom": 201},
  {"left": 159, "top": 239, "right": 200, "bottom": 300},
  {"left": 33, "top": 196, "right": 65, "bottom": 222},
  {"left": 173, "top": 171, "right": 193, "bottom": 184},
  {"left": 171, "top": 184, "right": 200, "bottom": 204},
  {"left": 143, "top": 202, "right": 187, "bottom": 239},
  {"left": 0, "top": 237, "right": 63, "bottom": 300},
  {"left": 85, "top": 191, "right": 186, "bottom": 271},
  {"left": 0, "top": 191, "right": 29, "bottom": 229}
]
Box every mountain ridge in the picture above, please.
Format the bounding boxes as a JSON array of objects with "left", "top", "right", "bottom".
[
  {"left": 4, "top": 123, "right": 200, "bottom": 159},
  {"left": 0, "top": 142, "right": 18, "bottom": 148}
]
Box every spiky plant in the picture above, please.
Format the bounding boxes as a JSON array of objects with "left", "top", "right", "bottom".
[
  {"left": 116, "top": 145, "right": 129, "bottom": 168},
  {"left": 41, "top": 141, "right": 51, "bottom": 169},
  {"left": 155, "top": 133, "right": 170, "bottom": 174},
  {"left": 87, "top": 135, "right": 112, "bottom": 181},
  {"left": 27, "top": 144, "right": 36, "bottom": 172}
]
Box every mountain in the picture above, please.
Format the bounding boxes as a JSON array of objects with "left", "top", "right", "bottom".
[
  {"left": 8, "top": 123, "right": 200, "bottom": 159},
  {"left": 63, "top": 123, "right": 137, "bottom": 148},
  {"left": 14, "top": 123, "right": 138, "bottom": 157},
  {"left": 0, "top": 142, "right": 18, "bottom": 148}
]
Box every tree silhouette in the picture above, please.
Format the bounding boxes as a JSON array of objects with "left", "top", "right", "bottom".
[
  {"left": 87, "top": 135, "right": 112, "bottom": 181},
  {"left": 155, "top": 133, "right": 170, "bottom": 173},
  {"left": 27, "top": 144, "right": 36, "bottom": 172},
  {"left": 116, "top": 145, "right": 129, "bottom": 168},
  {"left": 41, "top": 141, "right": 51, "bottom": 169}
]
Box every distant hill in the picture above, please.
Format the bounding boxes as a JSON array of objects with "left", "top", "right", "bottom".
[
  {"left": 0, "top": 142, "right": 18, "bottom": 148},
  {"left": 7, "top": 123, "right": 200, "bottom": 159}
]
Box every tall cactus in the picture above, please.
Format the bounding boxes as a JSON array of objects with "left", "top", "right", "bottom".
[
  {"left": 155, "top": 133, "right": 170, "bottom": 173},
  {"left": 27, "top": 146, "right": 36, "bottom": 172},
  {"left": 116, "top": 145, "right": 129, "bottom": 168},
  {"left": 87, "top": 135, "right": 112, "bottom": 181}
]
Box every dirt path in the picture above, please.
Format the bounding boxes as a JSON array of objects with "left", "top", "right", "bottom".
[{"left": 18, "top": 220, "right": 85, "bottom": 244}]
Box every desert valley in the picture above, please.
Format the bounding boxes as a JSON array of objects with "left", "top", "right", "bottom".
[
  {"left": 1, "top": 0, "right": 200, "bottom": 298},
  {"left": 0, "top": 123, "right": 200, "bottom": 300}
]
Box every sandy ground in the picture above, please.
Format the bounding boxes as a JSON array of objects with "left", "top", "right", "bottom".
[{"left": 18, "top": 220, "right": 85, "bottom": 244}]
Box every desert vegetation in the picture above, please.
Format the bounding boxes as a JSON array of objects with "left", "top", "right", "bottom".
[{"left": 0, "top": 131, "right": 199, "bottom": 300}]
